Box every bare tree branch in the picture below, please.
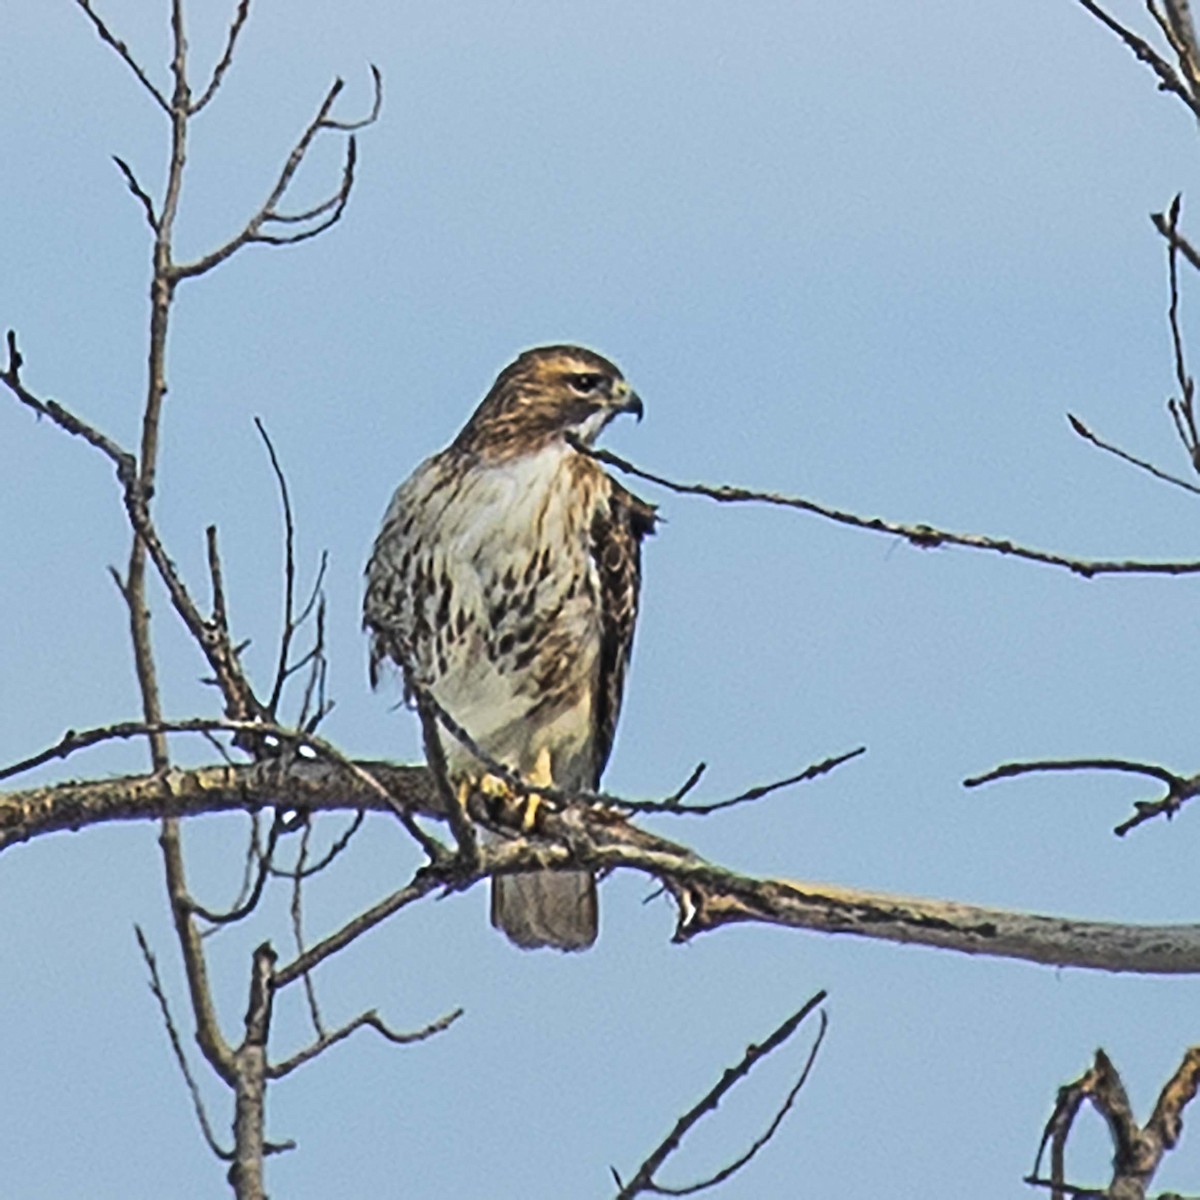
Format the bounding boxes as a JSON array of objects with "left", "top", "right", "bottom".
[
  {"left": 3, "top": 331, "right": 137, "bottom": 475},
  {"left": 963, "top": 755, "right": 1200, "bottom": 836},
  {"left": 135, "top": 925, "right": 233, "bottom": 1162},
  {"left": 1156, "top": 195, "right": 1200, "bottom": 474},
  {"left": 613, "top": 993, "right": 826, "bottom": 1198},
  {"left": 255, "top": 418, "right": 300, "bottom": 716},
  {"left": 73, "top": 0, "right": 171, "bottom": 113},
  {"left": 111, "top": 156, "right": 159, "bottom": 230},
  {"left": 289, "top": 820, "right": 324, "bottom": 1039},
  {"left": 612, "top": 747, "right": 865, "bottom": 816},
  {"left": 268, "top": 1005, "right": 463, "bottom": 1080},
  {"left": 6, "top": 761, "right": 1200, "bottom": 976},
  {"left": 1028, "top": 1046, "right": 1200, "bottom": 1199},
  {"left": 571, "top": 440, "right": 1200, "bottom": 579},
  {"left": 1154, "top": 0, "right": 1200, "bottom": 100},
  {"left": 1071, "top": 0, "right": 1200, "bottom": 119},
  {"left": 0, "top": 714, "right": 448, "bottom": 861},
  {"left": 229, "top": 943, "right": 275, "bottom": 1200},
  {"left": 1066, "top": 412, "right": 1200, "bottom": 495},
  {"left": 171, "top": 69, "right": 381, "bottom": 280},
  {"left": 191, "top": 0, "right": 251, "bottom": 114}
]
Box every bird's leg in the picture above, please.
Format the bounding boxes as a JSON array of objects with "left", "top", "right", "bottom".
[{"left": 520, "top": 747, "right": 554, "bottom": 832}]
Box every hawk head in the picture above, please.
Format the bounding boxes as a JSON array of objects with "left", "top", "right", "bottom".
[{"left": 455, "top": 345, "right": 644, "bottom": 457}]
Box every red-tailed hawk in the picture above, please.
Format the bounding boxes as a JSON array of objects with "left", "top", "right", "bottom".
[{"left": 364, "top": 346, "right": 654, "bottom": 950}]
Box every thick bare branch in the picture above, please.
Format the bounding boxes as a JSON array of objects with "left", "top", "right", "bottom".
[
  {"left": 229, "top": 943, "right": 276, "bottom": 1200},
  {"left": 0, "top": 714, "right": 446, "bottom": 860},
  {"left": 7, "top": 761, "right": 1200, "bottom": 976}
]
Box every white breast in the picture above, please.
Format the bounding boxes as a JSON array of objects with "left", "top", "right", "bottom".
[{"left": 395, "top": 443, "right": 602, "bottom": 781}]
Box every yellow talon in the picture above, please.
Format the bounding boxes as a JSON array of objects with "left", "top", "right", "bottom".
[
  {"left": 478, "top": 773, "right": 511, "bottom": 799},
  {"left": 521, "top": 792, "right": 542, "bottom": 833}
]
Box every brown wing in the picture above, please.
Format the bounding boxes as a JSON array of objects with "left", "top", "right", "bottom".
[{"left": 588, "top": 478, "right": 656, "bottom": 788}]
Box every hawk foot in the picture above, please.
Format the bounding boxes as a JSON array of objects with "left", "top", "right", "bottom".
[{"left": 477, "top": 749, "right": 553, "bottom": 834}]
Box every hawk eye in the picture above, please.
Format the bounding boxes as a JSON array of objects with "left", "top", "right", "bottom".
[{"left": 566, "top": 372, "right": 606, "bottom": 395}]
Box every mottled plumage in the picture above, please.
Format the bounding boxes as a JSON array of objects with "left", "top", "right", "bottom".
[{"left": 365, "top": 346, "right": 654, "bottom": 949}]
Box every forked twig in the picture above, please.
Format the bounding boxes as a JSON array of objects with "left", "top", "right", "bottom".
[
  {"left": 963, "top": 755, "right": 1200, "bottom": 836},
  {"left": 171, "top": 68, "right": 382, "bottom": 279},
  {"left": 1071, "top": 0, "right": 1200, "bottom": 119},
  {"left": 1027, "top": 1046, "right": 1200, "bottom": 1199},
  {"left": 268, "top": 1003, "right": 463, "bottom": 1080},
  {"left": 612, "top": 748, "right": 865, "bottom": 815},
  {"left": 613, "top": 992, "right": 827, "bottom": 1198}
]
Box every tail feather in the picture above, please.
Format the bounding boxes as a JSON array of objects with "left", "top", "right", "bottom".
[{"left": 491, "top": 869, "right": 598, "bottom": 951}]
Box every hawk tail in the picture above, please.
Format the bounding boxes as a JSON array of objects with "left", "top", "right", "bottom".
[{"left": 490, "top": 869, "right": 598, "bottom": 951}]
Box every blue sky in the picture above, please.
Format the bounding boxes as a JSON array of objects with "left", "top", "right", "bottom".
[{"left": 3, "top": 1, "right": 1200, "bottom": 1196}]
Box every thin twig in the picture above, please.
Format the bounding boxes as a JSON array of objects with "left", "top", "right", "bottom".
[
  {"left": 134, "top": 925, "right": 233, "bottom": 1161},
  {"left": 171, "top": 69, "right": 381, "bottom": 280},
  {"left": 572, "top": 439, "right": 1200, "bottom": 578},
  {"left": 267, "top": 1004, "right": 463, "bottom": 1080},
  {"left": 111, "top": 156, "right": 159, "bottom": 230},
  {"left": 1159, "top": 196, "right": 1200, "bottom": 473},
  {"left": 413, "top": 687, "right": 477, "bottom": 865},
  {"left": 290, "top": 820, "right": 325, "bottom": 1039},
  {"left": 963, "top": 755, "right": 1200, "bottom": 836},
  {"left": 3, "top": 331, "right": 137, "bottom": 477},
  {"left": 964, "top": 757, "right": 1184, "bottom": 790},
  {"left": 73, "top": 0, "right": 171, "bottom": 113},
  {"left": 255, "top": 418, "right": 298, "bottom": 716},
  {"left": 613, "top": 748, "right": 865, "bottom": 816},
  {"left": 1071, "top": 0, "right": 1200, "bottom": 119},
  {"left": 265, "top": 809, "right": 364, "bottom": 879},
  {"left": 223, "top": 809, "right": 264, "bottom": 921},
  {"left": 1066, "top": 412, "right": 1200, "bottom": 495},
  {"left": 190, "top": 0, "right": 251, "bottom": 113},
  {"left": 191, "top": 818, "right": 283, "bottom": 926},
  {"left": 273, "top": 873, "right": 444, "bottom": 989},
  {"left": 613, "top": 993, "right": 827, "bottom": 1198},
  {"left": 206, "top": 525, "right": 231, "bottom": 636}
]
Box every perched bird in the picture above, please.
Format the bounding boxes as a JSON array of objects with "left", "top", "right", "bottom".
[{"left": 364, "top": 346, "right": 654, "bottom": 950}]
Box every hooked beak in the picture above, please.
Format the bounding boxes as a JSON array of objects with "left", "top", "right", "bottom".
[{"left": 612, "top": 380, "right": 645, "bottom": 422}]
